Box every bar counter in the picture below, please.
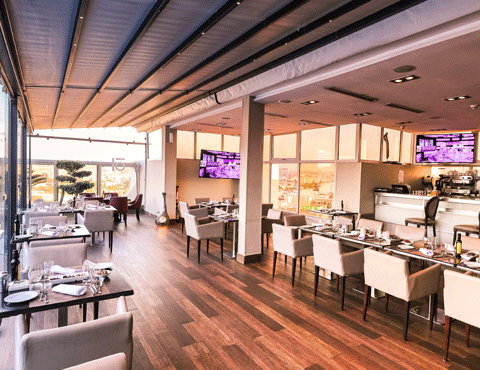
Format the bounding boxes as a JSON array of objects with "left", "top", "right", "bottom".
[{"left": 374, "top": 192, "right": 480, "bottom": 244}]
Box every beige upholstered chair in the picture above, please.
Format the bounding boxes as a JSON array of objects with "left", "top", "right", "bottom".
[
  {"left": 84, "top": 200, "right": 100, "bottom": 207},
  {"left": 64, "top": 353, "right": 128, "bottom": 370},
  {"left": 23, "top": 211, "right": 59, "bottom": 226},
  {"left": 179, "top": 201, "right": 209, "bottom": 234},
  {"left": 284, "top": 215, "right": 307, "bottom": 227},
  {"left": 453, "top": 212, "right": 480, "bottom": 243},
  {"left": 78, "top": 209, "right": 114, "bottom": 251},
  {"left": 262, "top": 203, "right": 273, "bottom": 216},
  {"left": 194, "top": 197, "right": 210, "bottom": 204},
  {"left": 28, "top": 243, "right": 87, "bottom": 268},
  {"left": 362, "top": 248, "right": 441, "bottom": 340},
  {"left": 15, "top": 297, "right": 133, "bottom": 370},
  {"left": 335, "top": 216, "right": 354, "bottom": 226},
  {"left": 312, "top": 234, "right": 364, "bottom": 310},
  {"left": 226, "top": 204, "right": 239, "bottom": 213},
  {"left": 262, "top": 209, "right": 283, "bottom": 251},
  {"left": 357, "top": 218, "right": 383, "bottom": 231},
  {"left": 443, "top": 270, "right": 480, "bottom": 361},
  {"left": 272, "top": 223, "right": 313, "bottom": 286},
  {"left": 405, "top": 196, "right": 440, "bottom": 237},
  {"left": 28, "top": 215, "right": 68, "bottom": 227},
  {"left": 395, "top": 224, "right": 426, "bottom": 241},
  {"left": 461, "top": 235, "right": 480, "bottom": 252},
  {"left": 183, "top": 213, "right": 224, "bottom": 263}
]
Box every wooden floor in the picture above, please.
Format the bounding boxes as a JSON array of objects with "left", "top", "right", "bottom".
[{"left": 1, "top": 215, "right": 480, "bottom": 369}]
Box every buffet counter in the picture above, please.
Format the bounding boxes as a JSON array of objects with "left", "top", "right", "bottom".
[{"left": 374, "top": 192, "right": 480, "bottom": 243}]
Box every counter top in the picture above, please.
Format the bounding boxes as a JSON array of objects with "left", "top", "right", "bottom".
[{"left": 374, "top": 192, "right": 480, "bottom": 205}]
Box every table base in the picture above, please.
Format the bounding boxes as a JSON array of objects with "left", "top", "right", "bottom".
[{"left": 411, "top": 301, "right": 445, "bottom": 325}]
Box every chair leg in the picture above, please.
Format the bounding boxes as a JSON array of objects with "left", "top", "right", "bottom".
[
  {"left": 220, "top": 238, "right": 224, "bottom": 261},
  {"left": 429, "top": 293, "right": 437, "bottom": 331},
  {"left": 272, "top": 251, "right": 278, "bottom": 277},
  {"left": 206, "top": 239, "right": 209, "bottom": 254},
  {"left": 336, "top": 274, "right": 340, "bottom": 291},
  {"left": 341, "top": 275, "right": 346, "bottom": 311},
  {"left": 182, "top": 218, "right": 184, "bottom": 234},
  {"left": 444, "top": 316, "right": 452, "bottom": 362},
  {"left": 433, "top": 223, "right": 436, "bottom": 237},
  {"left": 314, "top": 266, "right": 319, "bottom": 296},
  {"left": 198, "top": 240, "right": 201, "bottom": 263},
  {"left": 186, "top": 235, "right": 190, "bottom": 258},
  {"left": 266, "top": 233, "right": 269, "bottom": 249},
  {"left": 404, "top": 301, "right": 411, "bottom": 341},
  {"left": 465, "top": 324, "right": 471, "bottom": 347},
  {"left": 363, "top": 285, "right": 371, "bottom": 321},
  {"left": 291, "top": 258, "right": 297, "bottom": 287},
  {"left": 285, "top": 255, "right": 287, "bottom": 264},
  {"left": 92, "top": 233, "right": 95, "bottom": 244},
  {"left": 136, "top": 208, "right": 140, "bottom": 221},
  {"left": 261, "top": 233, "right": 264, "bottom": 254},
  {"left": 109, "top": 231, "right": 113, "bottom": 252},
  {"left": 83, "top": 304, "right": 87, "bottom": 322},
  {"left": 385, "top": 293, "right": 389, "bottom": 312},
  {"left": 124, "top": 213, "right": 127, "bottom": 226},
  {"left": 299, "top": 257, "right": 302, "bottom": 270}
]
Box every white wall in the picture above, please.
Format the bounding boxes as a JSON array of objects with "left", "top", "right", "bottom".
[{"left": 144, "top": 159, "right": 165, "bottom": 215}]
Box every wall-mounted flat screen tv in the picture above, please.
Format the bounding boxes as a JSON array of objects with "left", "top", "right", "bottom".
[
  {"left": 199, "top": 149, "right": 241, "bottom": 179},
  {"left": 415, "top": 133, "right": 475, "bottom": 164}
]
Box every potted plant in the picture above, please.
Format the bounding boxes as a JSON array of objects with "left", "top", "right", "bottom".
[{"left": 55, "top": 160, "right": 94, "bottom": 205}]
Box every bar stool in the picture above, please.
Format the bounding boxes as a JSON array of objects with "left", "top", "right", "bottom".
[
  {"left": 452, "top": 212, "right": 480, "bottom": 243},
  {"left": 405, "top": 196, "right": 440, "bottom": 237}
]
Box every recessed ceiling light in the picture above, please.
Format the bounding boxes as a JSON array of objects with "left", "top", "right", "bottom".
[
  {"left": 216, "top": 122, "right": 227, "bottom": 126},
  {"left": 233, "top": 134, "right": 239, "bottom": 136},
  {"left": 192, "top": 129, "right": 200, "bottom": 132},
  {"left": 393, "top": 65, "right": 416, "bottom": 73},
  {"left": 388, "top": 75, "right": 420, "bottom": 84},
  {"left": 264, "top": 128, "right": 271, "bottom": 131},
  {"left": 395, "top": 121, "right": 412, "bottom": 125},
  {"left": 443, "top": 95, "right": 471, "bottom": 101},
  {"left": 221, "top": 117, "right": 230, "bottom": 120},
  {"left": 353, "top": 112, "right": 372, "bottom": 117},
  {"left": 300, "top": 100, "right": 319, "bottom": 105},
  {"left": 299, "top": 119, "right": 331, "bottom": 126},
  {"left": 429, "top": 116, "right": 442, "bottom": 120},
  {"left": 298, "top": 122, "right": 309, "bottom": 125},
  {"left": 279, "top": 99, "right": 291, "bottom": 104}
]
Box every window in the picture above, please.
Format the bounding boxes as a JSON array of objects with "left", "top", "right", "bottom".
[
  {"left": 262, "top": 163, "right": 270, "bottom": 203},
  {"left": 338, "top": 124, "right": 356, "bottom": 160},
  {"left": 273, "top": 133, "right": 297, "bottom": 159},
  {"left": 263, "top": 135, "right": 270, "bottom": 161},
  {"left": 31, "top": 165, "right": 55, "bottom": 202},
  {"left": 57, "top": 164, "right": 97, "bottom": 203},
  {"left": 177, "top": 130, "right": 195, "bottom": 159},
  {"left": 271, "top": 163, "right": 298, "bottom": 212},
  {"left": 360, "top": 124, "right": 381, "bottom": 161},
  {"left": 0, "top": 86, "right": 7, "bottom": 270},
  {"left": 196, "top": 132, "right": 221, "bottom": 159},
  {"left": 382, "top": 128, "right": 400, "bottom": 162},
  {"left": 401, "top": 132, "right": 413, "bottom": 164},
  {"left": 148, "top": 128, "right": 163, "bottom": 160},
  {"left": 301, "top": 127, "right": 335, "bottom": 161},
  {"left": 299, "top": 163, "right": 335, "bottom": 215},
  {"left": 223, "top": 135, "right": 240, "bottom": 153},
  {"left": 101, "top": 166, "right": 135, "bottom": 196}
]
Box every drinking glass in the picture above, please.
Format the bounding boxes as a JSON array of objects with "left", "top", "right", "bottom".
[
  {"left": 37, "top": 220, "right": 43, "bottom": 232},
  {"left": 82, "top": 261, "right": 92, "bottom": 286},
  {"left": 20, "top": 224, "right": 26, "bottom": 235},
  {"left": 28, "top": 264, "right": 43, "bottom": 290},
  {"left": 43, "top": 260, "right": 54, "bottom": 292},
  {"left": 58, "top": 221, "right": 66, "bottom": 233},
  {"left": 29, "top": 220, "right": 38, "bottom": 236}
]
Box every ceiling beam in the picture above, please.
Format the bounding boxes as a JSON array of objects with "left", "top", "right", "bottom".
[
  {"left": 133, "top": 0, "right": 427, "bottom": 131},
  {"left": 109, "top": 0, "right": 312, "bottom": 128},
  {"left": 86, "top": 0, "right": 245, "bottom": 129},
  {"left": 51, "top": 0, "right": 89, "bottom": 129},
  {"left": 69, "top": 0, "right": 171, "bottom": 129},
  {"left": 0, "top": 0, "right": 34, "bottom": 132}
]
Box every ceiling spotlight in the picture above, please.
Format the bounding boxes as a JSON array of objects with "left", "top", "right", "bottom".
[
  {"left": 443, "top": 95, "right": 471, "bottom": 101},
  {"left": 216, "top": 122, "right": 227, "bottom": 126},
  {"left": 393, "top": 65, "right": 416, "bottom": 73},
  {"left": 395, "top": 121, "right": 412, "bottom": 125},
  {"left": 300, "top": 100, "right": 319, "bottom": 105},
  {"left": 388, "top": 74, "right": 420, "bottom": 84},
  {"left": 221, "top": 117, "right": 230, "bottom": 120},
  {"left": 279, "top": 99, "right": 291, "bottom": 104},
  {"left": 298, "top": 122, "right": 309, "bottom": 126},
  {"left": 264, "top": 128, "right": 271, "bottom": 131},
  {"left": 354, "top": 112, "right": 372, "bottom": 117}
]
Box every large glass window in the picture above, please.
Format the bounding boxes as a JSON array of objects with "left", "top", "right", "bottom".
[
  {"left": 299, "top": 163, "right": 335, "bottom": 215},
  {"left": 31, "top": 164, "right": 55, "bottom": 202},
  {"left": 101, "top": 166, "right": 135, "bottom": 196},
  {"left": 177, "top": 130, "right": 194, "bottom": 159},
  {"left": 273, "top": 133, "right": 297, "bottom": 159},
  {"left": 223, "top": 135, "right": 240, "bottom": 153},
  {"left": 17, "top": 120, "right": 23, "bottom": 209},
  {"left": 271, "top": 163, "right": 298, "bottom": 212},
  {"left": 0, "top": 86, "right": 7, "bottom": 270},
  {"left": 338, "top": 124, "right": 356, "bottom": 160},
  {"left": 262, "top": 163, "right": 269, "bottom": 203},
  {"left": 401, "top": 132, "right": 413, "bottom": 164},
  {"left": 360, "top": 124, "right": 381, "bottom": 161},
  {"left": 382, "top": 128, "right": 401, "bottom": 162},
  {"left": 301, "top": 127, "right": 335, "bottom": 161},
  {"left": 263, "top": 135, "right": 270, "bottom": 161},
  {"left": 196, "top": 132, "right": 221, "bottom": 159}
]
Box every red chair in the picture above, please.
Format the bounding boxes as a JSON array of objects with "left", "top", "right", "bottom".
[
  {"left": 128, "top": 194, "right": 143, "bottom": 221},
  {"left": 109, "top": 196, "right": 128, "bottom": 226},
  {"left": 79, "top": 192, "right": 95, "bottom": 198}
]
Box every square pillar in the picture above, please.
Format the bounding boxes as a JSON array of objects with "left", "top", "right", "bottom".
[
  {"left": 237, "top": 96, "right": 264, "bottom": 264},
  {"left": 163, "top": 126, "right": 177, "bottom": 220}
]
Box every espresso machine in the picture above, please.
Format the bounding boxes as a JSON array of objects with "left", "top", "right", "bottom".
[{"left": 438, "top": 174, "right": 477, "bottom": 196}]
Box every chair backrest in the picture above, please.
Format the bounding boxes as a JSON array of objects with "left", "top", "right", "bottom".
[
  {"left": 222, "top": 197, "right": 232, "bottom": 203},
  {"left": 461, "top": 235, "right": 480, "bottom": 252},
  {"left": 272, "top": 223, "right": 295, "bottom": 254},
  {"left": 444, "top": 270, "right": 480, "bottom": 328},
  {"left": 16, "top": 312, "right": 133, "bottom": 370},
  {"left": 395, "top": 224, "right": 426, "bottom": 241},
  {"left": 23, "top": 211, "right": 60, "bottom": 226},
  {"left": 179, "top": 201, "right": 189, "bottom": 217},
  {"left": 28, "top": 243, "right": 87, "bottom": 268},
  {"left": 183, "top": 213, "right": 200, "bottom": 239},
  {"left": 226, "top": 204, "right": 239, "bottom": 213},
  {"left": 79, "top": 193, "right": 95, "bottom": 198},
  {"left": 262, "top": 203, "right": 273, "bottom": 216},
  {"left": 284, "top": 215, "right": 306, "bottom": 227},
  {"left": 28, "top": 215, "right": 68, "bottom": 227},
  {"left": 87, "top": 197, "right": 105, "bottom": 203},
  {"left": 214, "top": 207, "right": 227, "bottom": 215},
  {"left": 109, "top": 197, "right": 128, "bottom": 213},
  {"left": 357, "top": 218, "right": 383, "bottom": 231},
  {"left": 84, "top": 200, "right": 100, "bottom": 207},
  {"left": 425, "top": 196, "right": 440, "bottom": 220},
  {"left": 312, "top": 234, "right": 344, "bottom": 276},
  {"left": 63, "top": 353, "right": 128, "bottom": 370},
  {"left": 130, "top": 194, "right": 142, "bottom": 209},
  {"left": 267, "top": 209, "right": 283, "bottom": 221},
  {"left": 335, "top": 216, "right": 353, "bottom": 226},
  {"left": 82, "top": 209, "right": 115, "bottom": 232},
  {"left": 103, "top": 192, "right": 119, "bottom": 198},
  {"left": 364, "top": 248, "right": 409, "bottom": 300},
  {"left": 194, "top": 197, "right": 210, "bottom": 204}
]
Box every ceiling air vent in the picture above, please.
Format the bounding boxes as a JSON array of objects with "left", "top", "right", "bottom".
[
  {"left": 385, "top": 103, "right": 424, "bottom": 114},
  {"left": 325, "top": 87, "right": 378, "bottom": 102}
]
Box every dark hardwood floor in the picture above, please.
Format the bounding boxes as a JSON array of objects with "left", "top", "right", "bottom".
[{"left": 1, "top": 214, "right": 479, "bottom": 369}]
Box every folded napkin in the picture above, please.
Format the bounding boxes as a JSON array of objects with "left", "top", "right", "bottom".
[
  {"left": 335, "top": 210, "right": 346, "bottom": 214},
  {"left": 419, "top": 248, "right": 434, "bottom": 256},
  {"left": 43, "top": 224, "right": 56, "bottom": 229},
  {"left": 51, "top": 265, "right": 77, "bottom": 276},
  {"left": 52, "top": 284, "right": 86, "bottom": 296},
  {"left": 41, "top": 230, "right": 59, "bottom": 236},
  {"left": 315, "top": 226, "right": 330, "bottom": 231},
  {"left": 461, "top": 252, "right": 479, "bottom": 261}
]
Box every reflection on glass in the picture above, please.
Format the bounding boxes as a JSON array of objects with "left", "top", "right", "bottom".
[
  {"left": 360, "top": 124, "right": 381, "bottom": 161},
  {"left": 299, "top": 163, "right": 334, "bottom": 215},
  {"left": 57, "top": 165, "right": 97, "bottom": 202},
  {"left": 0, "top": 83, "right": 7, "bottom": 270},
  {"left": 273, "top": 134, "right": 297, "bottom": 159},
  {"left": 338, "top": 124, "right": 356, "bottom": 160},
  {"left": 101, "top": 166, "right": 134, "bottom": 197},
  {"left": 31, "top": 165, "right": 55, "bottom": 202},
  {"left": 382, "top": 128, "right": 400, "bottom": 162},
  {"left": 177, "top": 130, "right": 195, "bottom": 159},
  {"left": 271, "top": 163, "right": 298, "bottom": 212},
  {"left": 196, "top": 132, "right": 222, "bottom": 159},
  {"left": 301, "top": 127, "right": 335, "bottom": 160}
]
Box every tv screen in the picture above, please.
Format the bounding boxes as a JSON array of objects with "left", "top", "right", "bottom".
[
  {"left": 199, "top": 149, "right": 241, "bottom": 179},
  {"left": 415, "top": 133, "right": 475, "bottom": 164}
]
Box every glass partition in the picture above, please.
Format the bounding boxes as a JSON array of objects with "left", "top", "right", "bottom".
[
  {"left": 196, "top": 132, "right": 222, "bottom": 159},
  {"left": 301, "top": 127, "right": 335, "bottom": 161},
  {"left": 31, "top": 164, "right": 55, "bottom": 202},
  {"left": 177, "top": 130, "right": 195, "bottom": 159},
  {"left": 262, "top": 163, "right": 269, "bottom": 203},
  {"left": 299, "top": 163, "right": 334, "bottom": 215},
  {"left": 360, "top": 124, "right": 381, "bottom": 161},
  {"left": 273, "top": 133, "right": 297, "bottom": 159},
  {"left": 271, "top": 163, "right": 298, "bottom": 212},
  {"left": 0, "top": 86, "right": 7, "bottom": 270},
  {"left": 263, "top": 135, "right": 270, "bottom": 161},
  {"left": 101, "top": 166, "right": 135, "bottom": 196},
  {"left": 338, "top": 124, "right": 356, "bottom": 160},
  {"left": 382, "top": 128, "right": 401, "bottom": 162}
]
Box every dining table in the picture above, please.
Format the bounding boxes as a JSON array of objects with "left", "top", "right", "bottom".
[{"left": 209, "top": 213, "right": 239, "bottom": 259}]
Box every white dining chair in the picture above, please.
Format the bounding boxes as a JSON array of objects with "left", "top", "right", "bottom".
[
  {"left": 63, "top": 353, "right": 128, "bottom": 370},
  {"left": 183, "top": 213, "right": 224, "bottom": 263},
  {"left": 179, "top": 201, "right": 209, "bottom": 234},
  {"left": 77, "top": 209, "right": 114, "bottom": 250}
]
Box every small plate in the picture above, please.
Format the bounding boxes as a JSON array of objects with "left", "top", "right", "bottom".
[
  {"left": 94, "top": 262, "right": 114, "bottom": 270},
  {"left": 4, "top": 290, "right": 39, "bottom": 304},
  {"left": 402, "top": 240, "right": 413, "bottom": 245},
  {"left": 463, "top": 261, "right": 480, "bottom": 269},
  {"left": 399, "top": 245, "right": 414, "bottom": 250}
]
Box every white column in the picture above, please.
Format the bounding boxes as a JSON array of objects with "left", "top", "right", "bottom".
[
  {"left": 237, "top": 96, "right": 264, "bottom": 263},
  {"left": 163, "top": 126, "right": 177, "bottom": 219}
]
